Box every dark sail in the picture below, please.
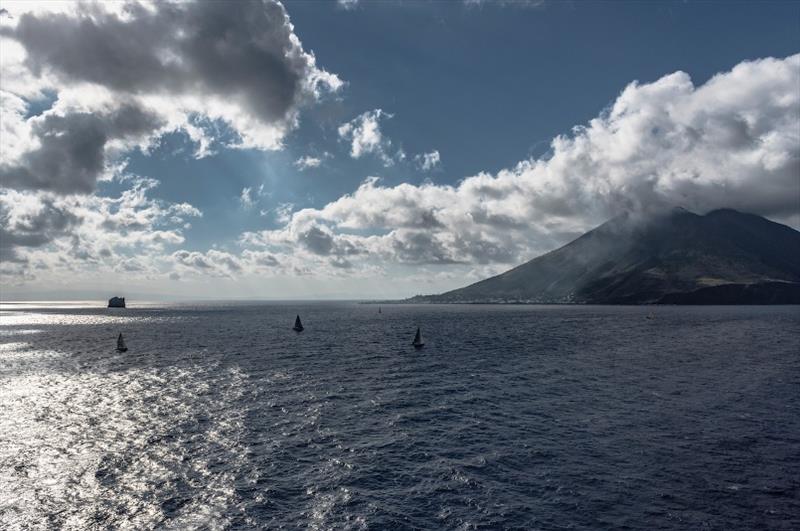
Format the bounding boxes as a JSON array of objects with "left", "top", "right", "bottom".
[
  {"left": 412, "top": 327, "right": 424, "bottom": 348},
  {"left": 116, "top": 333, "right": 128, "bottom": 352},
  {"left": 293, "top": 315, "right": 304, "bottom": 332}
]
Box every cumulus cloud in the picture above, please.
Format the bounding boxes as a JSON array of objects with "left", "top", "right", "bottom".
[
  {"left": 1, "top": 177, "right": 201, "bottom": 282},
  {"left": 243, "top": 249, "right": 280, "bottom": 268},
  {"left": 415, "top": 150, "right": 441, "bottom": 171},
  {"left": 1, "top": 103, "right": 164, "bottom": 193},
  {"left": 171, "top": 249, "right": 243, "bottom": 278},
  {"left": 165, "top": 245, "right": 367, "bottom": 282},
  {"left": 0, "top": 191, "right": 79, "bottom": 262},
  {"left": 240, "top": 54, "right": 800, "bottom": 272},
  {"left": 338, "top": 109, "right": 400, "bottom": 166},
  {"left": 0, "top": 0, "right": 342, "bottom": 194},
  {"left": 337, "top": 111, "right": 437, "bottom": 170},
  {"left": 168, "top": 247, "right": 322, "bottom": 280}
]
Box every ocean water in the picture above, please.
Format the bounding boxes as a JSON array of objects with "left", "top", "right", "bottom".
[{"left": 0, "top": 302, "right": 798, "bottom": 530}]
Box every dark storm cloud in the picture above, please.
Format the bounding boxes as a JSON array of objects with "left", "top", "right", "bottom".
[
  {"left": 0, "top": 196, "right": 80, "bottom": 262},
  {"left": 0, "top": 104, "right": 163, "bottom": 194},
  {"left": 3, "top": 0, "right": 323, "bottom": 127},
  {"left": 1, "top": 0, "right": 341, "bottom": 195}
]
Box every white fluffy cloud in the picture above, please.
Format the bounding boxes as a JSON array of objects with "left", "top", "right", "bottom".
[
  {"left": 338, "top": 109, "right": 400, "bottom": 166},
  {"left": 0, "top": 0, "right": 342, "bottom": 194},
  {"left": 338, "top": 110, "right": 441, "bottom": 170},
  {"left": 241, "top": 54, "right": 800, "bottom": 272}
]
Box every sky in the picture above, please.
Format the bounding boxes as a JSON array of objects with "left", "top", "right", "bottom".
[{"left": 1, "top": 0, "right": 798, "bottom": 300}]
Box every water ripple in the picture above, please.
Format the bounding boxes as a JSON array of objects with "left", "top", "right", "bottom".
[{"left": 0, "top": 303, "right": 798, "bottom": 529}]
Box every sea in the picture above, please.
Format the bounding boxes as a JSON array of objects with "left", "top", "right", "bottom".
[{"left": 0, "top": 302, "right": 798, "bottom": 530}]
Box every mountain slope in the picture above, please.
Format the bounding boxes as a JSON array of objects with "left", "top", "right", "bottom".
[{"left": 409, "top": 208, "right": 800, "bottom": 304}]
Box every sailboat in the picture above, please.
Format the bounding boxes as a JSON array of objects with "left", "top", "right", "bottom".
[
  {"left": 378, "top": 307, "right": 382, "bottom": 314},
  {"left": 293, "top": 315, "right": 304, "bottom": 332},
  {"left": 412, "top": 327, "right": 424, "bottom": 349},
  {"left": 116, "top": 333, "right": 128, "bottom": 352}
]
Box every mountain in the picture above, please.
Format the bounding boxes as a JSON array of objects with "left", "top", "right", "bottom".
[{"left": 408, "top": 208, "right": 800, "bottom": 305}]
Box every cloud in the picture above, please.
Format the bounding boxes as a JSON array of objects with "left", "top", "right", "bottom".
[
  {"left": 415, "top": 150, "right": 441, "bottom": 171},
  {"left": 165, "top": 245, "right": 369, "bottom": 282},
  {"left": 171, "top": 249, "right": 243, "bottom": 278},
  {"left": 464, "top": 0, "right": 546, "bottom": 9},
  {"left": 168, "top": 248, "right": 294, "bottom": 279},
  {"left": 239, "top": 184, "right": 266, "bottom": 209},
  {"left": 274, "top": 203, "right": 294, "bottom": 223},
  {"left": 240, "top": 187, "right": 255, "bottom": 209},
  {"left": 1, "top": 103, "right": 164, "bottom": 193},
  {"left": 337, "top": 0, "right": 360, "bottom": 10},
  {"left": 295, "top": 155, "right": 323, "bottom": 170},
  {"left": 338, "top": 109, "right": 399, "bottom": 166},
  {"left": 337, "top": 111, "right": 437, "bottom": 170},
  {"left": 0, "top": 191, "right": 79, "bottom": 262},
  {"left": 240, "top": 54, "right": 800, "bottom": 271},
  {"left": 243, "top": 249, "right": 280, "bottom": 268},
  {"left": 0, "top": 0, "right": 343, "bottom": 194},
  {"left": 114, "top": 257, "right": 155, "bottom": 274},
  {"left": 1, "top": 176, "right": 202, "bottom": 281}
]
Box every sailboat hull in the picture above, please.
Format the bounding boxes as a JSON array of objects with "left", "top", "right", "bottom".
[
  {"left": 293, "top": 327, "right": 304, "bottom": 332},
  {"left": 116, "top": 347, "right": 128, "bottom": 352}
]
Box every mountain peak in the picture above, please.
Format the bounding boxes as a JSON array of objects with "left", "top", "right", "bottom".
[{"left": 409, "top": 209, "right": 800, "bottom": 305}]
